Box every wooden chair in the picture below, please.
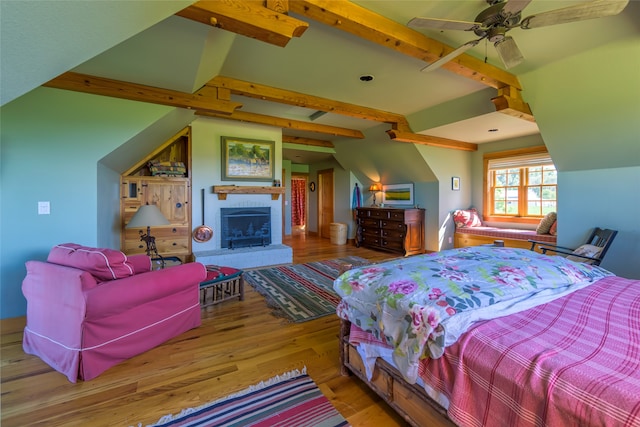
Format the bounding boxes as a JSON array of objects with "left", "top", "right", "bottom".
[{"left": 529, "top": 227, "right": 618, "bottom": 266}]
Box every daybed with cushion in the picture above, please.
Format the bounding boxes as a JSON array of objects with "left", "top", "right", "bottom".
[
  {"left": 335, "top": 246, "right": 639, "bottom": 426},
  {"left": 453, "top": 208, "right": 557, "bottom": 251},
  {"left": 22, "top": 243, "right": 207, "bottom": 382}
]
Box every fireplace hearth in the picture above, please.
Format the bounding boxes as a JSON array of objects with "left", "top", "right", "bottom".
[{"left": 221, "top": 207, "right": 271, "bottom": 249}]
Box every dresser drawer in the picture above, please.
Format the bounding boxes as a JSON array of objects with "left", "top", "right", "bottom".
[
  {"left": 360, "top": 227, "right": 380, "bottom": 238},
  {"left": 359, "top": 218, "right": 381, "bottom": 228},
  {"left": 380, "top": 220, "right": 405, "bottom": 231},
  {"left": 388, "top": 210, "right": 405, "bottom": 221},
  {"left": 368, "top": 209, "right": 389, "bottom": 219},
  {"left": 380, "top": 239, "right": 404, "bottom": 252},
  {"left": 381, "top": 228, "right": 405, "bottom": 240},
  {"left": 361, "top": 235, "right": 382, "bottom": 247}
]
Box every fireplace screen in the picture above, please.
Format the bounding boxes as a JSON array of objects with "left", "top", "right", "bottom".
[{"left": 221, "top": 207, "right": 271, "bottom": 249}]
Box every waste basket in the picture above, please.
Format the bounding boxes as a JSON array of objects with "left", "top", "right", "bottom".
[{"left": 330, "top": 223, "right": 347, "bottom": 245}]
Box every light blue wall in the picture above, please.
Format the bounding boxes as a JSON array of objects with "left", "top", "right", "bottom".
[
  {"left": 520, "top": 34, "right": 640, "bottom": 279},
  {"left": 559, "top": 167, "right": 640, "bottom": 278},
  {"left": 0, "top": 88, "right": 171, "bottom": 319},
  {"left": 414, "top": 145, "right": 471, "bottom": 251}
]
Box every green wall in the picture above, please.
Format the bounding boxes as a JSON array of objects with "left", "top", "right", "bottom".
[{"left": 0, "top": 88, "right": 171, "bottom": 318}]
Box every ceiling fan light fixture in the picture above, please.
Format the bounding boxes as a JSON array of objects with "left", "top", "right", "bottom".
[
  {"left": 495, "top": 36, "right": 524, "bottom": 69},
  {"left": 487, "top": 26, "right": 507, "bottom": 43}
]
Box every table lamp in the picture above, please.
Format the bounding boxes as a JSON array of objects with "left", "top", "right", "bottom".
[
  {"left": 369, "top": 183, "right": 382, "bottom": 206},
  {"left": 126, "top": 204, "right": 170, "bottom": 266}
]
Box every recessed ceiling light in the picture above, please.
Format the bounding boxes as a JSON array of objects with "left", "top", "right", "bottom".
[{"left": 359, "top": 74, "right": 374, "bottom": 82}]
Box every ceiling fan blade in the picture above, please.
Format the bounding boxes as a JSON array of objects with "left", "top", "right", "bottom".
[
  {"left": 408, "top": 17, "right": 479, "bottom": 32},
  {"left": 494, "top": 36, "right": 524, "bottom": 69},
  {"left": 501, "top": 0, "right": 533, "bottom": 17},
  {"left": 520, "top": 0, "right": 629, "bottom": 29},
  {"left": 421, "top": 39, "right": 482, "bottom": 72}
]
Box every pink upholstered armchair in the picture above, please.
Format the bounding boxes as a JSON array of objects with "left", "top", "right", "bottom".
[{"left": 22, "top": 243, "right": 207, "bottom": 382}]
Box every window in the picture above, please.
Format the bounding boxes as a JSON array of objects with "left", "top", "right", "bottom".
[{"left": 484, "top": 147, "right": 556, "bottom": 224}]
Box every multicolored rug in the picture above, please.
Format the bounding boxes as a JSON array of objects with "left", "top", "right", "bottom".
[
  {"left": 243, "top": 256, "right": 369, "bottom": 322},
  {"left": 141, "top": 368, "right": 349, "bottom": 427}
]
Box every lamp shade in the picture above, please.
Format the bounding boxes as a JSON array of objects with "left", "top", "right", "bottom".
[
  {"left": 126, "top": 204, "right": 170, "bottom": 228},
  {"left": 369, "top": 183, "right": 382, "bottom": 192}
]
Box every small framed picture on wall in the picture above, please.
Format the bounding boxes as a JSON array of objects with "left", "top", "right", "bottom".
[{"left": 452, "top": 176, "right": 460, "bottom": 191}]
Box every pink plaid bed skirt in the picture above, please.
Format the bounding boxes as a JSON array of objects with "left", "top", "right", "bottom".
[{"left": 419, "top": 275, "right": 640, "bottom": 426}]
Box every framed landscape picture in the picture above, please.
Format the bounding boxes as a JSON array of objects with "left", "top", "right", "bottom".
[
  {"left": 382, "top": 183, "right": 414, "bottom": 206},
  {"left": 221, "top": 136, "right": 274, "bottom": 181}
]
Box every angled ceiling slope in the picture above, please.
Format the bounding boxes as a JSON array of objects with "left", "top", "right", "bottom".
[{"left": 0, "top": 0, "right": 193, "bottom": 106}]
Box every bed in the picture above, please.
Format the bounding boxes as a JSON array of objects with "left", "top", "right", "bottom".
[{"left": 334, "top": 246, "right": 640, "bottom": 427}]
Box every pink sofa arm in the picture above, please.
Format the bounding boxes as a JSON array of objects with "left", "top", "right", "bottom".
[
  {"left": 22, "top": 261, "right": 99, "bottom": 346},
  {"left": 84, "top": 262, "right": 207, "bottom": 317},
  {"left": 127, "top": 254, "right": 151, "bottom": 274}
]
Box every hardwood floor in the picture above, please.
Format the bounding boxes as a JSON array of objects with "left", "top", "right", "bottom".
[{"left": 1, "top": 234, "right": 408, "bottom": 427}]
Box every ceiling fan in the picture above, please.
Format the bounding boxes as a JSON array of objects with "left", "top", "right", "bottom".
[{"left": 408, "top": 0, "right": 629, "bottom": 71}]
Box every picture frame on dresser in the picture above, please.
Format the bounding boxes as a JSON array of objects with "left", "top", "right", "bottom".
[
  {"left": 221, "top": 136, "right": 274, "bottom": 182},
  {"left": 382, "top": 183, "right": 414, "bottom": 206}
]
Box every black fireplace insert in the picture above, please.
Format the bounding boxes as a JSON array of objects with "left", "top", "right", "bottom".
[{"left": 220, "top": 207, "right": 271, "bottom": 249}]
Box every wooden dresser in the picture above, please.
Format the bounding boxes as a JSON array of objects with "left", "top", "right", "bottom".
[{"left": 355, "top": 207, "right": 425, "bottom": 256}]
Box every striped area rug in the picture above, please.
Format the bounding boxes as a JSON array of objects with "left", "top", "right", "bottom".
[
  {"left": 142, "top": 368, "right": 349, "bottom": 427},
  {"left": 243, "top": 256, "right": 369, "bottom": 323}
]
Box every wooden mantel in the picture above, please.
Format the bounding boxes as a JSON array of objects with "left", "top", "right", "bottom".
[{"left": 212, "top": 185, "right": 285, "bottom": 200}]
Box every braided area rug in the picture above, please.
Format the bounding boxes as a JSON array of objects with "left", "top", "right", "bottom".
[{"left": 243, "top": 256, "right": 369, "bottom": 322}]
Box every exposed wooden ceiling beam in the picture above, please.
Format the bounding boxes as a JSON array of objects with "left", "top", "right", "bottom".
[
  {"left": 205, "top": 76, "right": 478, "bottom": 150},
  {"left": 43, "top": 72, "right": 480, "bottom": 149},
  {"left": 386, "top": 130, "right": 478, "bottom": 152},
  {"left": 289, "top": 0, "right": 521, "bottom": 91},
  {"left": 207, "top": 75, "right": 409, "bottom": 126},
  {"left": 196, "top": 109, "right": 365, "bottom": 139},
  {"left": 289, "top": 0, "right": 533, "bottom": 121},
  {"left": 176, "top": 0, "right": 308, "bottom": 47},
  {"left": 282, "top": 135, "right": 334, "bottom": 148},
  {"left": 266, "top": 0, "right": 289, "bottom": 14},
  {"left": 492, "top": 86, "right": 535, "bottom": 122},
  {"left": 43, "top": 72, "right": 242, "bottom": 114}
]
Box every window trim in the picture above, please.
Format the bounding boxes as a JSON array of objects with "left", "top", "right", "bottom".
[{"left": 483, "top": 146, "right": 554, "bottom": 225}]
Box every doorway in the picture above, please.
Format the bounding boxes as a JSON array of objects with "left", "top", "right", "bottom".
[
  {"left": 291, "top": 174, "right": 308, "bottom": 235},
  {"left": 318, "top": 168, "right": 334, "bottom": 239}
]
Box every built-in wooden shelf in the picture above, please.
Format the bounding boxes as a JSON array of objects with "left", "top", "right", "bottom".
[{"left": 212, "top": 185, "right": 285, "bottom": 200}]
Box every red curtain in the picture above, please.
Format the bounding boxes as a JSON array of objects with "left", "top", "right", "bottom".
[{"left": 291, "top": 178, "right": 306, "bottom": 226}]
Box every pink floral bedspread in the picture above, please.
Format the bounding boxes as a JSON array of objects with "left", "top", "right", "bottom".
[{"left": 334, "top": 246, "right": 613, "bottom": 382}]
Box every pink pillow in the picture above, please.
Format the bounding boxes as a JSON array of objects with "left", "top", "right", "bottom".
[
  {"left": 453, "top": 208, "right": 483, "bottom": 228},
  {"left": 47, "top": 243, "right": 136, "bottom": 281},
  {"left": 549, "top": 220, "right": 558, "bottom": 236}
]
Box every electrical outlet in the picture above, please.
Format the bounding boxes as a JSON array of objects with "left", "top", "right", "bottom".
[{"left": 448, "top": 236, "right": 452, "bottom": 244}]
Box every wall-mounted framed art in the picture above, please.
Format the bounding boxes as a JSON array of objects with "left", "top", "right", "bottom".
[
  {"left": 221, "top": 136, "right": 274, "bottom": 182},
  {"left": 382, "top": 183, "right": 414, "bottom": 206},
  {"left": 452, "top": 176, "right": 460, "bottom": 191}
]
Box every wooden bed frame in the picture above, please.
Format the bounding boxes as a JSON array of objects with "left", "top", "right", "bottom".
[{"left": 339, "top": 319, "right": 456, "bottom": 427}]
